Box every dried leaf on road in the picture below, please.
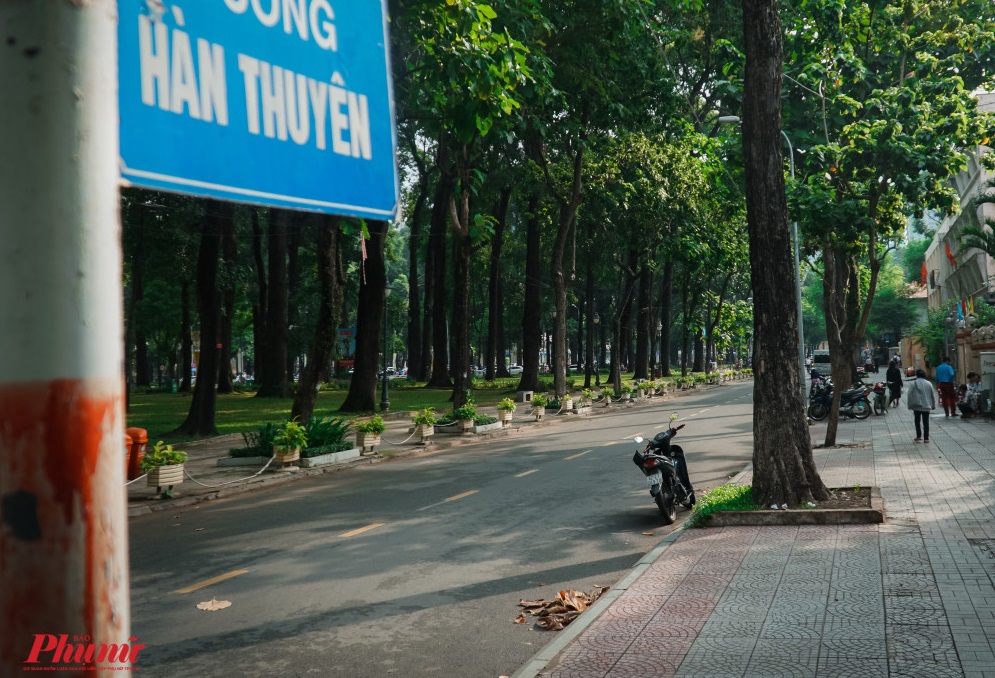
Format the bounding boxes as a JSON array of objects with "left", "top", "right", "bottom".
[
  {"left": 196, "top": 597, "right": 232, "bottom": 611},
  {"left": 514, "top": 613, "right": 526, "bottom": 624},
  {"left": 515, "top": 585, "right": 610, "bottom": 630},
  {"left": 642, "top": 532, "right": 655, "bottom": 536}
]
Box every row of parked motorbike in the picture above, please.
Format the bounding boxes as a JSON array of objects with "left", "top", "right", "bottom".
[{"left": 807, "top": 374, "right": 888, "bottom": 421}]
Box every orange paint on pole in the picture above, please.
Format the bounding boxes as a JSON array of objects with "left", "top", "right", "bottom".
[{"left": 0, "top": 379, "right": 128, "bottom": 671}]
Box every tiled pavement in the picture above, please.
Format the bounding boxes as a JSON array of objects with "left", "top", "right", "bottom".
[{"left": 521, "top": 410, "right": 995, "bottom": 678}]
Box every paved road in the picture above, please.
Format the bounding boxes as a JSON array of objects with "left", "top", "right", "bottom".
[{"left": 129, "top": 382, "right": 754, "bottom": 677}]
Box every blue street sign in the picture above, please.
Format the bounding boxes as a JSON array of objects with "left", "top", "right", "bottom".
[{"left": 118, "top": 0, "right": 399, "bottom": 220}]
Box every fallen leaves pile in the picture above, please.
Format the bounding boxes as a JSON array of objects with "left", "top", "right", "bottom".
[{"left": 515, "top": 585, "right": 610, "bottom": 630}]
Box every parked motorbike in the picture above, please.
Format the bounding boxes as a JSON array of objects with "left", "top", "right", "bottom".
[
  {"left": 632, "top": 413, "right": 695, "bottom": 525},
  {"left": 871, "top": 382, "right": 888, "bottom": 415},
  {"left": 808, "top": 383, "right": 872, "bottom": 421}
]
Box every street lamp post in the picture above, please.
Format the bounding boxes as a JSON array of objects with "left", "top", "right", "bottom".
[
  {"left": 719, "top": 115, "right": 806, "bottom": 404},
  {"left": 380, "top": 285, "right": 392, "bottom": 412}
]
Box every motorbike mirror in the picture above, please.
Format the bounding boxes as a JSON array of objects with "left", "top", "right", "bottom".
[
  {"left": 633, "top": 436, "right": 644, "bottom": 444},
  {"left": 669, "top": 412, "right": 679, "bottom": 421}
]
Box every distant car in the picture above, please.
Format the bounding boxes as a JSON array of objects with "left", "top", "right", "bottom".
[{"left": 507, "top": 364, "right": 524, "bottom": 375}]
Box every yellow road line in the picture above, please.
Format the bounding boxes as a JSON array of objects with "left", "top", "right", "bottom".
[
  {"left": 339, "top": 522, "right": 386, "bottom": 538},
  {"left": 174, "top": 569, "right": 249, "bottom": 594},
  {"left": 515, "top": 469, "right": 539, "bottom": 478},
  {"left": 445, "top": 490, "right": 478, "bottom": 502},
  {"left": 564, "top": 450, "right": 593, "bottom": 460}
]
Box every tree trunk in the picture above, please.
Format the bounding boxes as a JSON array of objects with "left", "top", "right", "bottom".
[
  {"left": 292, "top": 216, "right": 342, "bottom": 423},
  {"left": 584, "top": 254, "right": 596, "bottom": 388},
  {"left": 339, "top": 221, "right": 388, "bottom": 412},
  {"left": 250, "top": 209, "right": 267, "bottom": 388},
  {"left": 407, "top": 187, "right": 426, "bottom": 381},
  {"left": 174, "top": 201, "right": 230, "bottom": 436},
  {"left": 427, "top": 171, "right": 453, "bottom": 389},
  {"left": 256, "top": 209, "right": 290, "bottom": 397},
  {"left": 216, "top": 209, "right": 237, "bottom": 393},
  {"left": 179, "top": 279, "right": 192, "bottom": 392},
  {"left": 742, "top": 0, "right": 827, "bottom": 506},
  {"left": 486, "top": 187, "right": 511, "bottom": 381},
  {"left": 518, "top": 191, "right": 543, "bottom": 392},
  {"left": 659, "top": 260, "right": 673, "bottom": 377},
  {"left": 634, "top": 261, "right": 651, "bottom": 380},
  {"left": 418, "top": 183, "right": 438, "bottom": 382},
  {"left": 693, "top": 330, "right": 705, "bottom": 372},
  {"left": 550, "top": 147, "right": 584, "bottom": 397},
  {"left": 286, "top": 217, "right": 302, "bottom": 384}
]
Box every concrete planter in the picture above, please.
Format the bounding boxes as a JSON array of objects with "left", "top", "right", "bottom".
[
  {"left": 415, "top": 424, "right": 435, "bottom": 441},
  {"left": 297, "top": 448, "right": 361, "bottom": 468},
  {"left": 356, "top": 432, "right": 381, "bottom": 452},
  {"left": 497, "top": 410, "right": 514, "bottom": 426},
  {"left": 472, "top": 422, "right": 504, "bottom": 434},
  {"left": 573, "top": 405, "right": 592, "bottom": 415},
  {"left": 560, "top": 398, "right": 573, "bottom": 413},
  {"left": 147, "top": 463, "right": 183, "bottom": 490},
  {"left": 273, "top": 446, "right": 301, "bottom": 466},
  {"left": 532, "top": 406, "right": 546, "bottom": 421},
  {"left": 458, "top": 418, "right": 474, "bottom": 433}
]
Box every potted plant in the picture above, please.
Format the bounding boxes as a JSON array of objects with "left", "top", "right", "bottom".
[
  {"left": 531, "top": 393, "right": 549, "bottom": 420},
  {"left": 560, "top": 392, "right": 574, "bottom": 412},
  {"left": 496, "top": 398, "right": 516, "bottom": 426},
  {"left": 273, "top": 419, "right": 308, "bottom": 465},
  {"left": 581, "top": 388, "right": 594, "bottom": 405},
  {"left": 412, "top": 408, "right": 437, "bottom": 441},
  {"left": 142, "top": 440, "right": 188, "bottom": 495},
  {"left": 600, "top": 387, "right": 615, "bottom": 405},
  {"left": 620, "top": 384, "right": 634, "bottom": 401},
  {"left": 355, "top": 415, "right": 386, "bottom": 451},
  {"left": 452, "top": 402, "right": 477, "bottom": 432}
]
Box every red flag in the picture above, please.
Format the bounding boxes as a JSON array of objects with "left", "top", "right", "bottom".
[
  {"left": 921, "top": 262, "right": 927, "bottom": 285},
  {"left": 945, "top": 242, "right": 957, "bottom": 267}
]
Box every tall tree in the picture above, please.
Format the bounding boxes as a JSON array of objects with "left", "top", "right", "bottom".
[
  {"left": 741, "top": 0, "right": 827, "bottom": 507},
  {"left": 340, "top": 222, "right": 389, "bottom": 412},
  {"left": 256, "top": 209, "right": 290, "bottom": 398},
  {"left": 292, "top": 217, "right": 343, "bottom": 423},
  {"left": 174, "top": 201, "right": 232, "bottom": 436}
]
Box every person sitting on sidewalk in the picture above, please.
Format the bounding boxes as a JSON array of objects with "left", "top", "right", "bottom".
[{"left": 958, "top": 372, "right": 982, "bottom": 418}]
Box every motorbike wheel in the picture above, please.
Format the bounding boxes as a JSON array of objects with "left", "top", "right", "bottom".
[
  {"left": 655, "top": 491, "right": 677, "bottom": 525},
  {"left": 808, "top": 402, "right": 829, "bottom": 421},
  {"left": 873, "top": 396, "right": 885, "bottom": 416},
  {"left": 852, "top": 399, "right": 872, "bottom": 420}
]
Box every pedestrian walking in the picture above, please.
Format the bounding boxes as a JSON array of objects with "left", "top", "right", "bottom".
[
  {"left": 886, "top": 359, "right": 903, "bottom": 407},
  {"left": 906, "top": 369, "right": 936, "bottom": 442},
  {"left": 935, "top": 356, "right": 956, "bottom": 416}
]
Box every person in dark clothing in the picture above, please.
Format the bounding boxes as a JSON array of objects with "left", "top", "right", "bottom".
[{"left": 886, "top": 360, "right": 903, "bottom": 407}]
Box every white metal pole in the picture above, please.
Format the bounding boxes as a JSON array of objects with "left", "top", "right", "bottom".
[{"left": 0, "top": 0, "right": 130, "bottom": 670}]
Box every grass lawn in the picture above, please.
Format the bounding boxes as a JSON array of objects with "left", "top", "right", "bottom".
[{"left": 126, "top": 380, "right": 523, "bottom": 442}]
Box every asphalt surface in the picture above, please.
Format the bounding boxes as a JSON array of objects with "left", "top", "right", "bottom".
[{"left": 128, "top": 382, "right": 755, "bottom": 677}]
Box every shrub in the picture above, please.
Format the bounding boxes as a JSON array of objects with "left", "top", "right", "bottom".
[
  {"left": 412, "top": 408, "right": 438, "bottom": 426},
  {"left": 452, "top": 403, "right": 477, "bottom": 421},
  {"left": 685, "top": 484, "right": 761, "bottom": 528},
  {"left": 304, "top": 416, "right": 351, "bottom": 448},
  {"left": 496, "top": 398, "right": 517, "bottom": 412},
  {"left": 233, "top": 421, "right": 280, "bottom": 456},
  {"left": 355, "top": 415, "right": 386, "bottom": 434},
  {"left": 581, "top": 388, "right": 594, "bottom": 400},
  {"left": 601, "top": 387, "right": 615, "bottom": 399},
  {"left": 531, "top": 393, "right": 549, "bottom": 408},
  {"left": 274, "top": 420, "right": 308, "bottom": 452},
  {"left": 141, "top": 441, "right": 187, "bottom": 472}
]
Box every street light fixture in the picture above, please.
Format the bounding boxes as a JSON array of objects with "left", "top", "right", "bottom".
[
  {"left": 719, "top": 115, "right": 806, "bottom": 404},
  {"left": 380, "top": 285, "right": 392, "bottom": 412}
]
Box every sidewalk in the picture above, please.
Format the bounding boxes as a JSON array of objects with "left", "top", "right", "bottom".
[
  {"left": 125, "top": 394, "right": 660, "bottom": 517},
  {"left": 517, "top": 410, "right": 995, "bottom": 678}
]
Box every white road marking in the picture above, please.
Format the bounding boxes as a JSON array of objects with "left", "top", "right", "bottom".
[{"left": 515, "top": 469, "right": 539, "bottom": 478}]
